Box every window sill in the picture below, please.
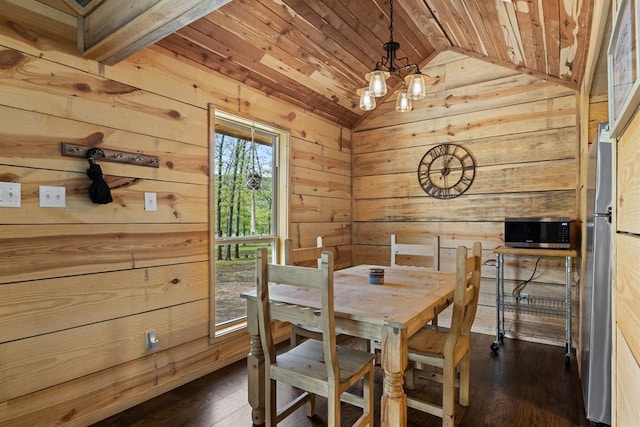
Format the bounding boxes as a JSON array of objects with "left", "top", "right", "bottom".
[{"left": 210, "top": 320, "right": 248, "bottom": 344}]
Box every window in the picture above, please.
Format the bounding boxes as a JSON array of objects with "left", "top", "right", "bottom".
[{"left": 210, "top": 109, "right": 288, "bottom": 338}]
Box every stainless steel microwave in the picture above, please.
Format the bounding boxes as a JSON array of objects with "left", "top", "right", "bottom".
[{"left": 504, "top": 217, "right": 578, "bottom": 249}]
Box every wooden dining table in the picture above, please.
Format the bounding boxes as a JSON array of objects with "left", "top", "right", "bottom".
[{"left": 242, "top": 264, "right": 456, "bottom": 427}]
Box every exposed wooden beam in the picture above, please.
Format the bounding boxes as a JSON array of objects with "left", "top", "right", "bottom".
[
  {"left": 0, "top": 0, "right": 76, "bottom": 45},
  {"left": 78, "top": 0, "right": 231, "bottom": 65}
]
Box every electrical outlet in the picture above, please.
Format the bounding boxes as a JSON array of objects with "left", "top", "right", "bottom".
[
  {"left": 145, "top": 330, "right": 159, "bottom": 350},
  {"left": 518, "top": 294, "right": 529, "bottom": 305},
  {"left": 0, "top": 182, "right": 21, "bottom": 208},
  {"left": 144, "top": 192, "right": 157, "bottom": 211},
  {"left": 39, "top": 186, "right": 66, "bottom": 208}
]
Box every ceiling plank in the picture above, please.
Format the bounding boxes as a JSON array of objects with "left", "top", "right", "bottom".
[
  {"left": 571, "top": 0, "right": 594, "bottom": 88},
  {"left": 424, "top": 0, "right": 469, "bottom": 49},
  {"left": 512, "top": 0, "right": 538, "bottom": 70},
  {"left": 559, "top": 0, "right": 592, "bottom": 85},
  {"left": 157, "top": 30, "right": 360, "bottom": 128},
  {"left": 280, "top": 0, "right": 375, "bottom": 74},
  {"left": 496, "top": 1, "right": 525, "bottom": 65},
  {"left": 209, "top": 2, "right": 364, "bottom": 88},
  {"left": 469, "top": 0, "right": 509, "bottom": 62},
  {"left": 79, "top": 0, "right": 231, "bottom": 65},
  {"left": 399, "top": 0, "right": 450, "bottom": 53},
  {"left": 520, "top": 0, "right": 547, "bottom": 74},
  {"left": 540, "top": 0, "right": 561, "bottom": 78}
]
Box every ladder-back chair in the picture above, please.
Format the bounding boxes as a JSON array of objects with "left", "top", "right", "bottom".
[
  {"left": 391, "top": 233, "right": 440, "bottom": 270},
  {"left": 284, "top": 237, "right": 328, "bottom": 348},
  {"left": 371, "top": 234, "right": 442, "bottom": 357},
  {"left": 404, "top": 242, "right": 482, "bottom": 427},
  {"left": 255, "top": 248, "right": 375, "bottom": 426},
  {"left": 391, "top": 233, "right": 441, "bottom": 326}
]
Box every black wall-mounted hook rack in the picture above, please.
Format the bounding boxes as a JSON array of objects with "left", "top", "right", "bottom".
[{"left": 61, "top": 142, "right": 160, "bottom": 168}]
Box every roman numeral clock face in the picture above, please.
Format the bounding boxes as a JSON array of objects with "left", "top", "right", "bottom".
[{"left": 417, "top": 144, "right": 476, "bottom": 199}]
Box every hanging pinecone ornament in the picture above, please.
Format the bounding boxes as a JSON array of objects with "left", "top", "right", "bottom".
[
  {"left": 246, "top": 172, "right": 261, "bottom": 190},
  {"left": 246, "top": 123, "right": 262, "bottom": 190}
]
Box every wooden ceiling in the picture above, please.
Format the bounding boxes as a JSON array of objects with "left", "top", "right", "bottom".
[
  {"left": 2, "top": 0, "right": 594, "bottom": 129},
  {"left": 158, "top": 0, "right": 594, "bottom": 128}
]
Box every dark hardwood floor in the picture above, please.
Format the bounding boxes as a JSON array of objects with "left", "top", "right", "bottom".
[{"left": 93, "top": 333, "right": 592, "bottom": 426}]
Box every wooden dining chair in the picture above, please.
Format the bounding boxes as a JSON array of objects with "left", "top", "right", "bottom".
[
  {"left": 391, "top": 233, "right": 440, "bottom": 270},
  {"left": 284, "top": 236, "right": 325, "bottom": 267},
  {"left": 404, "top": 242, "right": 482, "bottom": 427},
  {"left": 391, "top": 233, "right": 441, "bottom": 327},
  {"left": 255, "top": 248, "right": 375, "bottom": 426},
  {"left": 284, "top": 237, "right": 327, "bottom": 348},
  {"left": 371, "top": 234, "right": 441, "bottom": 357}
]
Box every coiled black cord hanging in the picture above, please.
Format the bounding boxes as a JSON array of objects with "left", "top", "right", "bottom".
[{"left": 512, "top": 256, "right": 541, "bottom": 299}]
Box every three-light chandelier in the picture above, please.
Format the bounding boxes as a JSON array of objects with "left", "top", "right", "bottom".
[{"left": 358, "top": 0, "right": 429, "bottom": 112}]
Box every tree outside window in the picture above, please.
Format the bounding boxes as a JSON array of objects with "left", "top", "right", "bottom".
[{"left": 213, "top": 113, "right": 282, "bottom": 330}]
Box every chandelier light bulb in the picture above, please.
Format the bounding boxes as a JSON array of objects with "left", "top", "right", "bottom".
[
  {"left": 395, "top": 88, "right": 412, "bottom": 112},
  {"left": 358, "top": 88, "right": 376, "bottom": 111},
  {"left": 367, "top": 70, "right": 389, "bottom": 97},
  {"left": 406, "top": 72, "right": 427, "bottom": 100}
]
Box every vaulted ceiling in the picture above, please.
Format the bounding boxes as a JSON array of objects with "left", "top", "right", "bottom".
[{"left": 1, "top": 0, "right": 594, "bottom": 129}]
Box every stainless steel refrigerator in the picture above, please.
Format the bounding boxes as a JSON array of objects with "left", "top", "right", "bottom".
[{"left": 581, "top": 123, "right": 612, "bottom": 425}]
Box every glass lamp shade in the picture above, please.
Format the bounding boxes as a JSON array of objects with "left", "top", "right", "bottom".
[
  {"left": 405, "top": 72, "right": 427, "bottom": 100},
  {"left": 366, "top": 70, "right": 390, "bottom": 97},
  {"left": 358, "top": 88, "right": 376, "bottom": 111},
  {"left": 395, "top": 88, "right": 412, "bottom": 112}
]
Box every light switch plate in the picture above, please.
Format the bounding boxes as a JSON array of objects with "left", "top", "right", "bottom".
[
  {"left": 0, "top": 182, "right": 21, "bottom": 208},
  {"left": 144, "top": 192, "right": 157, "bottom": 211},
  {"left": 39, "top": 186, "right": 66, "bottom": 208}
]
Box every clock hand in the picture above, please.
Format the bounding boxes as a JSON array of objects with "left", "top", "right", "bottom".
[{"left": 446, "top": 146, "right": 458, "bottom": 166}]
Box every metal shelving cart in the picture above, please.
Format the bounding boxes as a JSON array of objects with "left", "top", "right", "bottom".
[{"left": 491, "top": 246, "right": 578, "bottom": 366}]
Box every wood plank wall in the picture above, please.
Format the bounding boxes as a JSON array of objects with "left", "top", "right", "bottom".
[
  {"left": 0, "top": 20, "right": 349, "bottom": 425},
  {"left": 352, "top": 50, "right": 579, "bottom": 346},
  {"left": 614, "top": 110, "right": 640, "bottom": 426},
  {"left": 289, "top": 128, "right": 352, "bottom": 270}
]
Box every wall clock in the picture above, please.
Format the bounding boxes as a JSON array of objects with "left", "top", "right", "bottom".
[{"left": 417, "top": 143, "right": 476, "bottom": 199}]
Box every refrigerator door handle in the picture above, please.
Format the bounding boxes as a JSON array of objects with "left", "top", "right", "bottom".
[{"left": 594, "top": 207, "right": 612, "bottom": 223}]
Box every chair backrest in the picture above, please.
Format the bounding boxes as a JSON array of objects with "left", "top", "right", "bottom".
[
  {"left": 255, "top": 248, "right": 339, "bottom": 379},
  {"left": 448, "top": 242, "right": 482, "bottom": 343},
  {"left": 284, "top": 236, "right": 324, "bottom": 267},
  {"left": 390, "top": 234, "right": 440, "bottom": 270}
]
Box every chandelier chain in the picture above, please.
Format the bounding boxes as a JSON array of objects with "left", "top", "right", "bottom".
[{"left": 389, "top": 0, "right": 394, "bottom": 42}]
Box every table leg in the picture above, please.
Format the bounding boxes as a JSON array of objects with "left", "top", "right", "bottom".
[
  {"left": 380, "top": 325, "right": 408, "bottom": 427},
  {"left": 246, "top": 299, "right": 265, "bottom": 425}
]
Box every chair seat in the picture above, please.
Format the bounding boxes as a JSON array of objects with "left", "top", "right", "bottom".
[
  {"left": 273, "top": 339, "right": 375, "bottom": 395},
  {"left": 408, "top": 328, "right": 448, "bottom": 358},
  {"left": 408, "top": 327, "right": 472, "bottom": 366}
]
